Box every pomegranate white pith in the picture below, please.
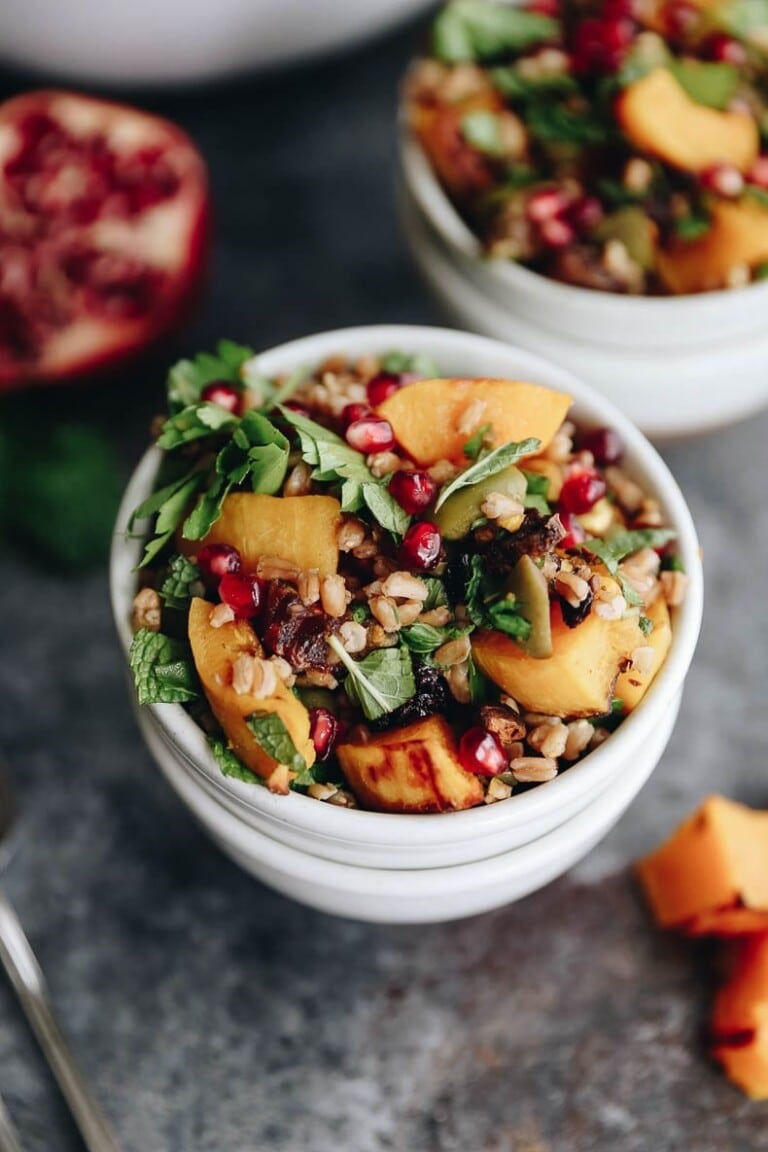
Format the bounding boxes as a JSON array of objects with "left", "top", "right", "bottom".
[{"left": 0, "top": 90, "right": 209, "bottom": 389}]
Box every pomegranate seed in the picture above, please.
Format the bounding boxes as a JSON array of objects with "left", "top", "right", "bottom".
[
  {"left": 346, "top": 415, "right": 395, "bottom": 454},
  {"left": 367, "top": 372, "right": 402, "bottom": 406},
  {"left": 200, "top": 380, "right": 242, "bottom": 414},
  {"left": 748, "top": 156, "right": 768, "bottom": 189},
  {"left": 700, "top": 164, "right": 744, "bottom": 199},
  {"left": 580, "top": 426, "right": 623, "bottom": 465},
  {"left": 664, "top": 0, "right": 699, "bottom": 39},
  {"left": 559, "top": 469, "right": 607, "bottom": 514},
  {"left": 197, "top": 543, "right": 241, "bottom": 581},
  {"left": 705, "top": 32, "right": 748, "bottom": 65},
  {"left": 341, "top": 402, "right": 372, "bottom": 429},
  {"left": 539, "top": 217, "right": 576, "bottom": 249},
  {"left": 525, "top": 0, "right": 559, "bottom": 14},
  {"left": 571, "top": 16, "right": 633, "bottom": 73},
  {"left": 400, "top": 521, "right": 442, "bottom": 570},
  {"left": 219, "top": 572, "right": 261, "bottom": 617},
  {"left": 566, "top": 195, "right": 604, "bottom": 234},
  {"left": 309, "top": 707, "right": 340, "bottom": 762},
  {"left": 284, "top": 400, "right": 311, "bottom": 418},
  {"left": 526, "top": 187, "right": 569, "bottom": 223},
  {"left": 388, "top": 470, "right": 438, "bottom": 514},
  {"left": 559, "top": 512, "right": 586, "bottom": 550},
  {"left": 458, "top": 727, "right": 507, "bottom": 777},
  {"left": 602, "top": 0, "right": 634, "bottom": 18}
]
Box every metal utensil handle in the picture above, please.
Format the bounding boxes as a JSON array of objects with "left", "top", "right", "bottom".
[
  {"left": 0, "top": 1091, "right": 24, "bottom": 1152},
  {"left": 0, "top": 891, "right": 120, "bottom": 1152}
]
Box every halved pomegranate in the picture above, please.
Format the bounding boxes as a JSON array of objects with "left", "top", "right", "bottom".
[{"left": 0, "top": 90, "right": 210, "bottom": 390}]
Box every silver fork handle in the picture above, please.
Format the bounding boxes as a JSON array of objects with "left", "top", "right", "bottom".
[
  {"left": 0, "top": 890, "right": 121, "bottom": 1152},
  {"left": 0, "top": 1091, "right": 24, "bottom": 1152}
]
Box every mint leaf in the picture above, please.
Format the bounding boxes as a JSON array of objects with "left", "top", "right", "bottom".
[
  {"left": 491, "top": 66, "right": 577, "bottom": 100},
  {"left": 209, "top": 737, "right": 262, "bottom": 784},
  {"left": 525, "top": 100, "right": 612, "bottom": 146},
  {"left": 160, "top": 554, "right": 203, "bottom": 610},
  {"left": 638, "top": 615, "right": 654, "bottom": 637},
  {"left": 434, "top": 1, "right": 558, "bottom": 62},
  {"left": 423, "top": 578, "right": 449, "bottom": 611},
  {"left": 129, "top": 629, "right": 200, "bottom": 705},
  {"left": 522, "top": 469, "right": 551, "bottom": 515},
  {"left": 379, "top": 351, "right": 440, "bottom": 376},
  {"left": 435, "top": 438, "right": 539, "bottom": 511},
  {"left": 157, "top": 402, "right": 239, "bottom": 450},
  {"left": 329, "top": 637, "right": 416, "bottom": 722},
  {"left": 462, "top": 111, "right": 506, "bottom": 156},
  {"left": 362, "top": 483, "right": 411, "bottom": 538},
  {"left": 402, "top": 622, "right": 472, "bottom": 655},
  {"left": 582, "top": 528, "right": 677, "bottom": 608},
  {"left": 669, "top": 60, "right": 740, "bottom": 110},
  {"left": 245, "top": 712, "right": 314, "bottom": 787}
]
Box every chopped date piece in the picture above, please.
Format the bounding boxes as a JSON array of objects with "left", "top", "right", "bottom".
[
  {"left": 261, "top": 581, "right": 341, "bottom": 672},
  {"left": 476, "top": 511, "right": 566, "bottom": 575},
  {"left": 479, "top": 704, "right": 526, "bottom": 753},
  {"left": 559, "top": 583, "right": 594, "bottom": 628},
  {"left": 371, "top": 662, "right": 453, "bottom": 732}
]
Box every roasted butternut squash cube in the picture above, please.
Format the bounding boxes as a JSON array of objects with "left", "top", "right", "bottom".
[
  {"left": 336, "top": 716, "right": 484, "bottom": 813},
  {"left": 636, "top": 796, "right": 768, "bottom": 934},
  {"left": 658, "top": 201, "right": 768, "bottom": 295},
  {"left": 411, "top": 91, "right": 502, "bottom": 200},
  {"left": 616, "top": 595, "right": 672, "bottom": 712},
  {"left": 376, "top": 378, "right": 571, "bottom": 466},
  {"left": 188, "top": 597, "right": 314, "bottom": 781},
  {"left": 617, "top": 67, "right": 758, "bottom": 174},
  {"left": 471, "top": 597, "right": 645, "bottom": 717},
  {"left": 182, "top": 493, "right": 340, "bottom": 576},
  {"left": 711, "top": 935, "right": 768, "bottom": 1100}
]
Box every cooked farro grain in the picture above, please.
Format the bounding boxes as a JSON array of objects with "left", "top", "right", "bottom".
[
  {"left": 368, "top": 451, "right": 402, "bottom": 478},
  {"left": 339, "top": 620, "right": 367, "bottom": 653},
  {"left": 209, "top": 602, "right": 236, "bottom": 629},
  {"left": 510, "top": 756, "right": 559, "bottom": 783},
  {"left": 485, "top": 777, "right": 513, "bottom": 804},
  {"left": 307, "top": 782, "right": 339, "bottom": 802},
  {"left": 564, "top": 719, "right": 594, "bottom": 760},
  {"left": 283, "top": 461, "right": 313, "bottom": 497},
  {"left": 528, "top": 720, "right": 568, "bottom": 759},
  {"left": 434, "top": 635, "right": 472, "bottom": 667},
  {"left": 132, "top": 586, "right": 162, "bottom": 633},
  {"left": 370, "top": 595, "right": 400, "bottom": 633},
  {"left": 337, "top": 517, "right": 367, "bottom": 552},
  {"left": 320, "top": 574, "right": 349, "bottom": 618},
  {"left": 660, "top": 570, "right": 689, "bottom": 606},
  {"left": 381, "top": 571, "right": 429, "bottom": 601}
]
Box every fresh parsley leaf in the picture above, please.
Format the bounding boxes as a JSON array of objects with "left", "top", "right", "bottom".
[
  {"left": 137, "top": 472, "right": 205, "bottom": 566},
  {"left": 181, "top": 475, "right": 230, "bottom": 543},
  {"left": 462, "top": 111, "right": 506, "bottom": 156},
  {"left": 160, "top": 554, "right": 203, "bottom": 610},
  {"left": 129, "top": 629, "right": 200, "bottom": 705},
  {"left": 582, "top": 528, "right": 677, "bottom": 607},
  {"left": 522, "top": 469, "right": 551, "bottom": 515},
  {"left": 379, "top": 351, "right": 440, "bottom": 376},
  {"left": 491, "top": 66, "right": 577, "bottom": 100},
  {"left": 638, "top": 615, "right": 654, "bottom": 637},
  {"left": 435, "top": 438, "right": 539, "bottom": 511},
  {"left": 157, "top": 402, "right": 239, "bottom": 450},
  {"left": 674, "top": 213, "right": 711, "bottom": 241},
  {"left": 669, "top": 60, "right": 740, "bottom": 110},
  {"left": 166, "top": 341, "right": 255, "bottom": 415},
  {"left": 329, "top": 637, "right": 416, "bottom": 722},
  {"left": 362, "top": 483, "right": 411, "bottom": 537},
  {"left": 433, "top": 1, "right": 558, "bottom": 63},
  {"left": 463, "top": 423, "right": 493, "bottom": 460},
  {"left": 525, "top": 101, "right": 611, "bottom": 146},
  {"left": 246, "top": 711, "right": 314, "bottom": 787},
  {"left": 209, "top": 737, "right": 263, "bottom": 785}
]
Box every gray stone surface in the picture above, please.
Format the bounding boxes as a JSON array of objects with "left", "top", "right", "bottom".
[{"left": 1, "top": 18, "right": 768, "bottom": 1152}]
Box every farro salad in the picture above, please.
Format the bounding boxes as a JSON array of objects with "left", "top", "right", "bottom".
[
  {"left": 128, "top": 341, "right": 687, "bottom": 813},
  {"left": 407, "top": 0, "right": 768, "bottom": 294}
]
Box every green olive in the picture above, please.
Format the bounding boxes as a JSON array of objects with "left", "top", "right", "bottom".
[
  {"left": 434, "top": 464, "right": 527, "bottom": 541},
  {"left": 503, "top": 554, "right": 552, "bottom": 659}
]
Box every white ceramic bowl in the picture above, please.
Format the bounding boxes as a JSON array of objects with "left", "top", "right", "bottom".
[
  {"left": 111, "top": 325, "right": 702, "bottom": 918},
  {"left": 399, "top": 130, "right": 768, "bottom": 437},
  {"left": 0, "top": 0, "right": 433, "bottom": 86}
]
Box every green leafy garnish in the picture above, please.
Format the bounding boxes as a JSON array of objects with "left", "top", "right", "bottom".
[
  {"left": 328, "top": 637, "right": 416, "bottom": 722},
  {"left": 129, "top": 629, "right": 200, "bottom": 705},
  {"left": 462, "top": 111, "right": 506, "bottom": 156},
  {"left": 705, "top": 0, "right": 768, "bottom": 41},
  {"left": 166, "top": 340, "right": 255, "bottom": 414},
  {"left": 379, "top": 351, "right": 440, "bottom": 376},
  {"left": 491, "top": 67, "right": 577, "bottom": 100},
  {"left": 245, "top": 712, "right": 314, "bottom": 787},
  {"left": 434, "top": 0, "right": 558, "bottom": 63},
  {"left": 525, "top": 101, "right": 612, "bottom": 146},
  {"left": 662, "top": 553, "right": 686, "bottom": 573},
  {"left": 522, "top": 469, "right": 551, "bottom": 515},
  {"left": 209, "top": 737, "right": 263, "bottom": 785},
  {"left": 157, "top": 402, "right": 239, "bottom": 451},
  {"left": 463, "top": 423, "right": 493, "bottom": 460},
  {"left": 745, "top": 184, "right": 768, "bottom": 210},
  {"left": 278, "top": 405, "right": 410, "bottom": 536},
  {"left": 463, "top": 554, "right": 531, "bottom": 639},
  {"left": 435, "top": 438, "right": 539, "bottom": 511},
  {"left": 401, "top": 622, "right": 472, "bottom": 655},
  {"left": 582, "top": 528, "right": 677, "bottom": 607},
  {"left": 132, "top": 469, "right": 206, "bottom": 566},
  {"left": 638, "top": 615, "right": 654, "bottom": 637},
  {"left": 422, "top": 578, "right": 449, "bottom": 611},
  {"left": 669, "top": 60, "right": 740, "bottom": 110},
  {"left": 674, "top": 213, "right": 711, "bottom": 242},
  {"left": 160, "top": 554, "right": 203, "bottom": 610},
  {"left": 486, "top": 598, "right": 532, "bottom": 640}
]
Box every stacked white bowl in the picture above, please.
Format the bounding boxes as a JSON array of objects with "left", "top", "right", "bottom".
[
  {"left": 399, "top": 129, "right": 768, "bottom": 438},
  {"left": 111, "top": 325, "right": 703, "bottom": 923}
]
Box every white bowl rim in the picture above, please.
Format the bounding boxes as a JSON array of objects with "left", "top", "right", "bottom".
[
  {"left": 111, "top": 323, "right": 703, "bottom": 849},
  {"left": 399, "top": 123, "right": 768, "bottom": 317}
]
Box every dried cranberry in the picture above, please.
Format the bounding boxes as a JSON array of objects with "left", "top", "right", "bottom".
[
  {"left": 197, "top": 543, "right": 241, "bottom": 581},
  {"left": 700, "top": 164, "right": 744, "bottom": 199},
  {"left": 400, "top": 522, "right": 442, "bottom": 570},
  {"left": 388, "top": 470, "right": 438, "bottom": 514},
  {"left": 219, "top": 572, "right": 261, "bottom": 617},
  {"left": 367, "top": 372, "right": 402, "bottom": 406},
  {"left": 309, "top": 707, "right": 340, "bottom": 761},
  {"left": 341, "top": 402, "right": 372, "bottom": 429},
  {"left": 704, "top": 32, "right": 748, "bottom": 64},
  {"left": 580, "top": 426, "right": 623, "bottom": 465},
  {"left": 559, "top": 512, "right": 586, "bottom": 550},
  {"left": 559, "top": 469, "right": 607, "bottom": 514},
  {"left": 200, "top": 380, "right": 241, "bottom": 414},
  {"left": 346, "top": 415, "right": 395, "bottom": 454},
  {"left": 372, "top": 663, "right": 453, "bottom": 731},
  {"left": 458, "top": 727, "right": 507, "bottom": 777}
]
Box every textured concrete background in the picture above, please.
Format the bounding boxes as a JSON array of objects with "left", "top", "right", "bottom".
[{"left": 1, "top": 14, "right": 768, "bottom": 1152}]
